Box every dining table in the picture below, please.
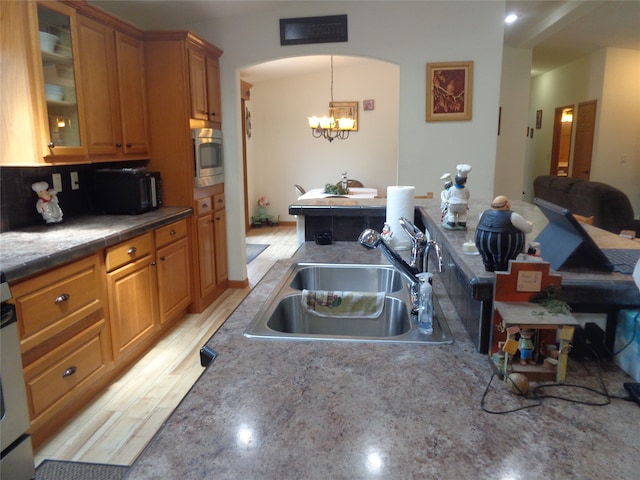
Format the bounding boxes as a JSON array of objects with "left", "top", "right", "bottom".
[{"left": 297, "top": 187, "right": 378, "bottom": 200}]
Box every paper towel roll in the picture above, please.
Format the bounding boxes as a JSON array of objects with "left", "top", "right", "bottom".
[{"left": 386, "top": 186, "right": 415, "bottom": 250}]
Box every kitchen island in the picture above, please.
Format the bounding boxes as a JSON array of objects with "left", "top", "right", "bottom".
[
  {"left": 290, "top": 197, "right": 640, "bottom": 352},
  {"left": 124, "top": 241, "right": 639, "bottom": 480}
]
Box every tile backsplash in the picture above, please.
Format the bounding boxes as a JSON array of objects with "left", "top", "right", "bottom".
[
  {"left": 0, "top": 162, "right": 147, "bottom": 232},
  {"left": 0, "top": 165, "right": 94, "bottom": 231}
]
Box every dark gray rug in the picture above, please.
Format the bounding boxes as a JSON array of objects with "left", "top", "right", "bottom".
[
  {"left": 246, "top": 243, "right": 269, "bottom": 264},
  {"left": 36, "top": 460, "right": 128, "bottom": 480}
]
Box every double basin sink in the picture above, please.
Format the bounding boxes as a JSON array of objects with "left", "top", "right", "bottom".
[{"left": 244, "top": 263, "right": 453, "bottom": 344}]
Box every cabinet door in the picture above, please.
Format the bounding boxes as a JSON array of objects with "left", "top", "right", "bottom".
[
  {"left": 205, "top": 56, "right": 222, "bottom": 125},
  {"left": 36, "top": 2, "right": 87, "bottom": 157},
  {"left": 188, "top": 48, "right": 208, "bottom": 121},
  {"left": 76, "top": 15, "right": 120, "bottom": 155},
  {"left": 214, "top": 208, "right": 228, "bottom": 282},
  {"left": 156, "top": 237, "right": 192, "bottom": 324},
  {"left": 107, "top": 254, "right": 158, "bottom": 360},
  {"left": 115, "top": 32, "right": 150, "bottom": 155},
  {"left": 196, "top": 213, "right": 216, "bottom": 298}
]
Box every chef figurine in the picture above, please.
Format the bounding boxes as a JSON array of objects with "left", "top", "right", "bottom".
[
  {"left": 381, "top": 222, "right": 393, "bottom": 244},
  {"left": 442, "top": 164, "right": 471, "bottom": 230},
  {"left": 439, "top": 172, "right": 453, "bottom": 222},
  {"left": 474, "top": 195, "right": 532, "bottom": 272},
  {"left": 32, "top": 181, "right": 63, "bottom": 224}
]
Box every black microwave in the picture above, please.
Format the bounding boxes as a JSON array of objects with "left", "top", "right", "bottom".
[{"left": 93, "top": 168, "right": 162, "bottom": 215}]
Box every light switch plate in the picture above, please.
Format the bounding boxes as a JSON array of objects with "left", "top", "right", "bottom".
[
  {"left": 70, "top": 171, "right": 79, "bottom": 190},
  {"left": 52, "top": 173, "right": 62, "bottom": 192}
]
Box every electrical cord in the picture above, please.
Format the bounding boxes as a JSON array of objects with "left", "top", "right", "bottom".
[{"left": 481, "top": 339, "right": 637, "bottom": 414}]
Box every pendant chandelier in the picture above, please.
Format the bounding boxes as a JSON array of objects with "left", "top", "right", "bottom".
[{"left": 307, "top": 56, "right": 355, "bottom": 142}]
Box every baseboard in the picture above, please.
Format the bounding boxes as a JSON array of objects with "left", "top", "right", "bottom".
[{"left": 228, "top": 278, "right": 249, "bottom": 289}]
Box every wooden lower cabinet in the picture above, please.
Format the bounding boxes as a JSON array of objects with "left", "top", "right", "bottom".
[
  {"left": 197, "top": 212, "right": 216, "bottom": 299},
  {"left": 106, "top": 250, "right": 159, "bottom": 361},
  {"left": 193, "top": 188, "right": 228, "bottom": 311},
  {"left": 155, "top": 219, "right": 192, "bottom": 324},
  {"left": 10, "top": 253, "right": 113, "bottom": 447},
  {"left": 213, "top": 206, "right": 228, "bottom": 283},
  {"left": 11, "top": 218, "right": 192, "bottom": 447}
]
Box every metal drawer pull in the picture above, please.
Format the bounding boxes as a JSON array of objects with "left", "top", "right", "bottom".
[
  {"left": 55, "top": 293, "right": 70, "bottom": 304},
  {"left": 127, "top": 247, "right": 137, "bottom": 255},
  {"left": 63, "top": 366, "right": 77, "bottom": 378},
  {"left": 202, "top": 203, "right": 209, "bottom": 209},
  {"left": 170, "top": 229, "right": 176, "bottom": 236}
]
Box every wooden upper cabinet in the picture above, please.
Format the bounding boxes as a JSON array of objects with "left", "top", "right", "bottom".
[
  {"left": 206, "top": 58, "right": 222, "bottom": 125},
  {"left": 0, "top": 1, "right": 150, "bottom": 165},
  {"left": 35, "top": 1, "right": 88, "bottom": 159},
  {"left": 76, "top": 15, "right": 120, "bottom": 156},
  {"left": 76, "top": 15, "right": 150, "bottom": 158},
  {"left": 115, "top": 32, "right": 150, "bottom": 156},
  {"left": 188, "top": 45, "right": 222, "bottom": 126},
  {"left": 188, "top": 48, "right": 208, "bottom": 121}
]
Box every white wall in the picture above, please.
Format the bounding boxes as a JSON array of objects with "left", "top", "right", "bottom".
[
  {"left": 528, "top": 48, "right": 639, "bottom": 216},
  {"left": 528, "top": 49, "right": 606, "bottom": 197},
  {"left": 186, "top": 0, "right": 506, "bottom": 281},
  {"left": 246, "top": 58, "right": 399, "bottom": 222},
  {"left": 596, "top": 48, "right": 640, "bottom": 213},
  {"left": 495, "top": 46, "right": 532, "bottom": 201}
]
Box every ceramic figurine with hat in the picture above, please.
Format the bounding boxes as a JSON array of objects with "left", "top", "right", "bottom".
[
  {"left": 441, "top": 164, "right": 471, "bottom": 230},
  {"left": 32, "top": 181, "right": 63, "bottom": 224},
  {"left": 474, "top": 195, "right": 532, "bottom": 272}
]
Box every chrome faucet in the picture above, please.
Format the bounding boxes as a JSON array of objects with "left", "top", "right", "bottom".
[
  {"left": 359, "top": 228, "right": 422, "bottom": 314},
  {"left": 398, "top": 217, "right": 444, "bottom": 274}
]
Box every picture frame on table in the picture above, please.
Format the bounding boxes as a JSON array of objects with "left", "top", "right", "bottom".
[{"left": 426, "top": 61, "right": 473, "bottom": 122}]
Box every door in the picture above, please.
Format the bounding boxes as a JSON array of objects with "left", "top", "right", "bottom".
[
  {"left": 549, "top": 106, "right": 574, "bottom": 176},
  {"left": 571, "top": 100, "right": 597, "bottom": 180}
]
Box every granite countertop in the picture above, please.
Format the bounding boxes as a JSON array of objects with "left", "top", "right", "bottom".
[
  {"left": 419, "top": 199, "right": 640, "bottom": 305},
  {"left": 0, "top": 207, "right": 192, "bottom": 283},
  {"left": 124, "top": 241, "right": 639, "bottom": 480}
]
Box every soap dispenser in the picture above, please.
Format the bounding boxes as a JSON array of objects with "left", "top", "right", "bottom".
[{"left": 417, "top": 272, "right": 433, "bottom": 335}]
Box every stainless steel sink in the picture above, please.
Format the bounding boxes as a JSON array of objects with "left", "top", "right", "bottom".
[
  {"left": 267, "top": 294, "right": 410, "bottom": 337},
  {"left": 289, "top": 264, "right": 404, "bottom": 293},
  {"left": 244, "top": 263, "right": 453, "bottom": 344}
]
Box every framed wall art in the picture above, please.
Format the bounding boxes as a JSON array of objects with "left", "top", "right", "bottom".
[
  {"left": 426, "top": 61, "right": 473, "bottom": 122},
  {"left": 330, "top": 101, "right": 358, "bottom": 130}
]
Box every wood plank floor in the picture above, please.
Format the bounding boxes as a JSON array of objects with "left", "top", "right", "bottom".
[{"left": 34, "top": 224, "right": 298, "bottom": 467}]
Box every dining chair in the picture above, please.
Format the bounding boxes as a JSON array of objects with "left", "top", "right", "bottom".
[{"left": 294, "top": 184, "right": 306, "bottom": 195}]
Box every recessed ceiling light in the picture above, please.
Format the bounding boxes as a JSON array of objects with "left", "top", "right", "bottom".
[{"left": 505, "top": 13, "right": 518, "bottom": 24}]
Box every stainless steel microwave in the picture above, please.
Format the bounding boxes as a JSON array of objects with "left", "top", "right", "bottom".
[{"left": 193, "top": 128, "right": 224, "bottom": 187}]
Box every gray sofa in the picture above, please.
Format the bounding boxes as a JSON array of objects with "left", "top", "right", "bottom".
[{"left": 533, "top": 175, "right": 640, "bottom": 237}]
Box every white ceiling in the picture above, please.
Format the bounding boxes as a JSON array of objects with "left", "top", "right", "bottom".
[{"left": 90, "top": 0, "right": 640, "bottom": 81}]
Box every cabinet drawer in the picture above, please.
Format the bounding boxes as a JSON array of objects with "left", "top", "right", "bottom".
[
  {"left": 155, "top": 219, "right": 188, "bottom": 248},
  {"left": 12, "top": 255, "right": 102, "bottom": 346},
  {"left": 213, "top": 193, "right": 225, "bottom": 211},
  {"left": 195, "top": 196, "right": 213, "bottom": 216},
  {"left": 105, "top": 232, "right": 153, "bottom": 272},
  {"left": 24, "top": 320, "right": 108, "bottom": 418}
]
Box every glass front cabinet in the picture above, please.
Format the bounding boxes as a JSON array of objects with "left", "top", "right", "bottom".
[{"left": 35, "top": 1, "right": 86, "bottom": 158}]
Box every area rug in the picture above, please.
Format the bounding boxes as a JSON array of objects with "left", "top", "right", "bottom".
[
  {"left": 36, "top": 460, "right": 128, "bottom": 480},
  {"left": 246, "top": 243, "right": 269, "bottom": 264}
]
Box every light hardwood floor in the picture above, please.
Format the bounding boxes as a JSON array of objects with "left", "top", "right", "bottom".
[{"left": 34, "top": 224, "right": 298, "bottom": 467}]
